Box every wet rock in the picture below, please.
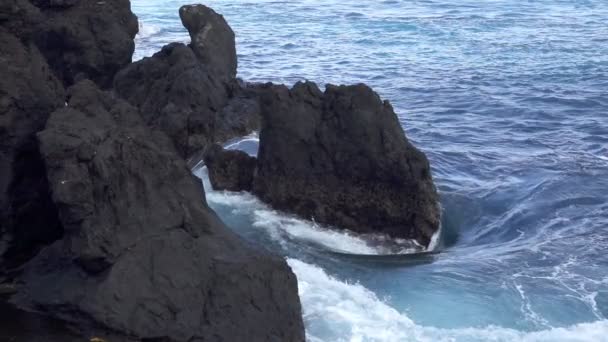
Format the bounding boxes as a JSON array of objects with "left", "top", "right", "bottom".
[
  {"left": 253, "top": 81, "right": 441, "bottom": 247},
  {"left": 204, "top": 144, "right": 256, "bottom": 192},
  {"left": 12, "top": 80, "right": 304, "bottom": 342},
  {"left": 179, "top": 4, "right": 237, "bottom": 81},
  {"left": 0, "top": 28, "right": 65, "bottom": 269}
]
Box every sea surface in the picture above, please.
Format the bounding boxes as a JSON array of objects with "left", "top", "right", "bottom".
[{"left": 132, "top": 0, "right": 608, "bottom": 341}]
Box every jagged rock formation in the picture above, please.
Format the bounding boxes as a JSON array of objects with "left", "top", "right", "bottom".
[
  {"left": 179, "top": 4, "right": 237, "bottom": 82},
  {"left": 114, "top": 42, "right": 230, "bottom": 158},
  {"left": 11, "top": 80, "right": 304, "bottom": 341},
  {"left": 115, "top": 5, "right": 260, "bottom": 159},
  {"left": 0, "top": 28, "right": 65, "bottom": 269},
  {"left": 1, "top": 0, "right": 138, "bottom": 88},
  {"left": 0, "top": 2, "right": 305, "bottom": 341},
  {"left": 251, "top": 81, "right": 440, "bottom": 247},
  {"left": 204, "top": 144, "right": 257, "bottom": 192}
]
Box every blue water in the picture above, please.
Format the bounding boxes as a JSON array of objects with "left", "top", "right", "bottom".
[{"left": 132, "top": 1, "right": 608, "bottom": 341}]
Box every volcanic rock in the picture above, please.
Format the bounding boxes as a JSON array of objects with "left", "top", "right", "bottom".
[
  {"left": 0, "top": 28, "right": 65, "bottom": 269},
  {"left": 11, "top": 80, "right": 304, "bottom": 341},
  {"left": 18, "top": 0, "right": 138, "bottom": 87},
  {"left": 114, "top": 42, "right": 230, "bottom": 158},
  {"left": 204, "top": 144, "right": 256, "bottom": 192},
  {"left": 253, "top": 81, "right": 441, "bottom": 247},
  {"left": 179, "top": 4, "right": 237, "bottom": 82}
]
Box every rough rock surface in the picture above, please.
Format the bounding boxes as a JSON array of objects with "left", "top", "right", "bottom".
[
  {"left": 34, "top": 0, "right": 138, "bottom": 87},
  {"left": 205, "top": 144, "right": 257, "bottom": 192},
  {"left": 0, "top": 28, "right": 65, "bottom": 269},
  {"left": 179, "top": 4, "right": 237, "bottom": 81},
  {"left": 1, "top": 0, "right": 138, "bottom": 88},
  {"left": 114, "top": 50, "right": 261, "bottom": 159},
  {"left": 11, "top": 80, "right": 304, "bottom": 341},
  {"left": 114, "top": 42, "right": 230, "bottom": 158},
  {"left": 253, "top": 81, "right": 440, "bottom": 246},
  {"left": 114, "top": 4, "right": 261, "bottom": 160}
]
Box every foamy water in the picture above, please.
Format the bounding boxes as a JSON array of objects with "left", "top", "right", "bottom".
[{"left": 135, "top": 0, "right": 608, "bottom": 340}]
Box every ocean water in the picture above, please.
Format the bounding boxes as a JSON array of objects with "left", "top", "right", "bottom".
[{"left": 132, "top": 0, "right": 608, "bottom": 341}]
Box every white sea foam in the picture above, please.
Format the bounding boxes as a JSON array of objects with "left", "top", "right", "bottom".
[
  {"left": 193, "top": 165, "right": 422, "bottom": 255},
  {"left": 136, "top": 22, "right": 161, "bottom": 39},
  {"left": 288, "top": 258, "right": 608, "bottom": 342}
]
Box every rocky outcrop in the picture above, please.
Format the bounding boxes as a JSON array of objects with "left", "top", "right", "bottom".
[
  {"left": 11, "top": 80, "right": 304, "bottom": 341},
  {"left": 252, "top": 81, "right": 440, "bottom": 247},
  {"left": 1, "top": 0, "right": 138, "bottom": 88},
  {"left": 33, "top": 0, "right": 138, "bottom": 88},
  {"left": 0, "top": 28, "right": 65, "bottom": 269},
  {"left": 0, "top": 2, "right": 306, "bottom": 341},
  {"left": 204, "top": 144, "right": 256, "bottom": 192},
  {"left": 114, "top": 42, "right": 230, "bottom": 158},
  {"left": 179, "top": 4, "right": 237, "bottom": 82},
  {"left": 114, "top": 5, "right": 259, "bottom": 159}
]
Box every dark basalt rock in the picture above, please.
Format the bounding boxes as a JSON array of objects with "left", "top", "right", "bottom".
[
  {"left": 114, "top": 54, "right": 261, "bottom": 160},
  {"left": 11, "top": 80, "right": 304, "bottom": 342},
  {"left": 114, "top": 42, "right": 230, "bottom": 158},
  {"left": 204, "top": 144, "right": 257, "bottom": 192},
  {"left": 0, "top": 28, "right": 65, "bottom": 269},
  {"left": 35, "top": 0, "right": 138, "bottom": 88},
  {"left": 114, "top": 4, "right": 259, "bottom": 160},
  {"left": 253, "top": 81, "right": 441, "bottom": 247},
  {"left": 179, "top": 4, "right": 237, "bottom": 82},
  {"left": 6, "top": 0, "right": 137, "bottom": 88}
]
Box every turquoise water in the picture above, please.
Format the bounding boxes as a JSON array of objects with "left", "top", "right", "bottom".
[{"left": 133, "top": 1, "right": 608, "bottom": 341}]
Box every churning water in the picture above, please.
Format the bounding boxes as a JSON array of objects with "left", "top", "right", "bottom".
[{"left": 133, "top": 0, "right": 608, "bottom": 341}]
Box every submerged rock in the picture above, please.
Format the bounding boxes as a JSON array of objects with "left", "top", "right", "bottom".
[
  {"left": 253, "top": 81, "right": 441, "bottom": 247},
  {"left": 0, "top": 28, "right": 65, "bottom": 269},
  {"left": 204, "top": 144, "right": 257, "bottom": 192},
  {"left": 12, "top": 80, "right": 304, "bottom": 341}
]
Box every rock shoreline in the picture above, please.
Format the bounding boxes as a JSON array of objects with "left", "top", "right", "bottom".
[
  {"left": 0, "top": 0, "right": 439, "bottom": 340},
  {"left": 1, "top": 2, "right": 303, "bottom": 341}
]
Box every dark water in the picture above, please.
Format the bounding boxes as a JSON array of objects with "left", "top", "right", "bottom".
[{"left": 136, "top": 0, "right": 608, "bottom": 341}]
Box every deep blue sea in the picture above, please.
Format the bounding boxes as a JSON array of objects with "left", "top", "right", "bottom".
[{"left": 132, "top": 1, "right": 608, "bottom": 341}]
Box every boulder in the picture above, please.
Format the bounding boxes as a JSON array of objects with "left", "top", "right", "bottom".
[
  {"left": 0, "top": 28, "right": 65, "bottom": 269},
  {"left": 31, "top": 0, "right": 138, "bottom": 87},
  {"left": 179, "top": 4, "right": 237, "bottom": 81},
  {"left": 11, "top": 80, "right": 305, "bottom": 341},
  {"left": 204, "top": 144, "right": 256, "bottom": 192},
  {"left": 253, "top": 81, "right": 440, "bottom": 247}
]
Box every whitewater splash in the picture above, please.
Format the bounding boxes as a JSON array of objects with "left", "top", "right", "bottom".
[
  {"left": 290, "top": 259, "right": 608, "bottom": 342},
  {"left": 194, "top": 165, "right": 426, "bottom": 255}
]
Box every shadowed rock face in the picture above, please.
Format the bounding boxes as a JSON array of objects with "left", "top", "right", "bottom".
[
  {"left": 1, "top": 0, "right": 138, "bottom": 88},
  {"left": 11, "top": 80, "right": 304, "bottom": 342},
  {"left": 114, "top": 42, "right": 230, "bottom": 158},
  {"left": 252, "top": 81, "right": 441, "bottom": 247},
  {"left": 179, "top": 4, "right": 237, "bottom": 82},
  {"left": 114, "top": 7, "right": 260, "bottom": 159},
  {"left": 204, "top": 144, "right": 257, "bottom": 192},
  {"left": 33, "top": 0, "right": 138, "bottom": 88},
  {"left": 0, "top": 29, "right": 65, "bottom": 269},
  {"left": 0, "top": 2, "right": 306, "bottom": 341}
]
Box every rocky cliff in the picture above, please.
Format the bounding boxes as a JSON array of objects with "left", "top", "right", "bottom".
[{"left": 0, "top": 2, "right": 305, "bottom": 341}]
